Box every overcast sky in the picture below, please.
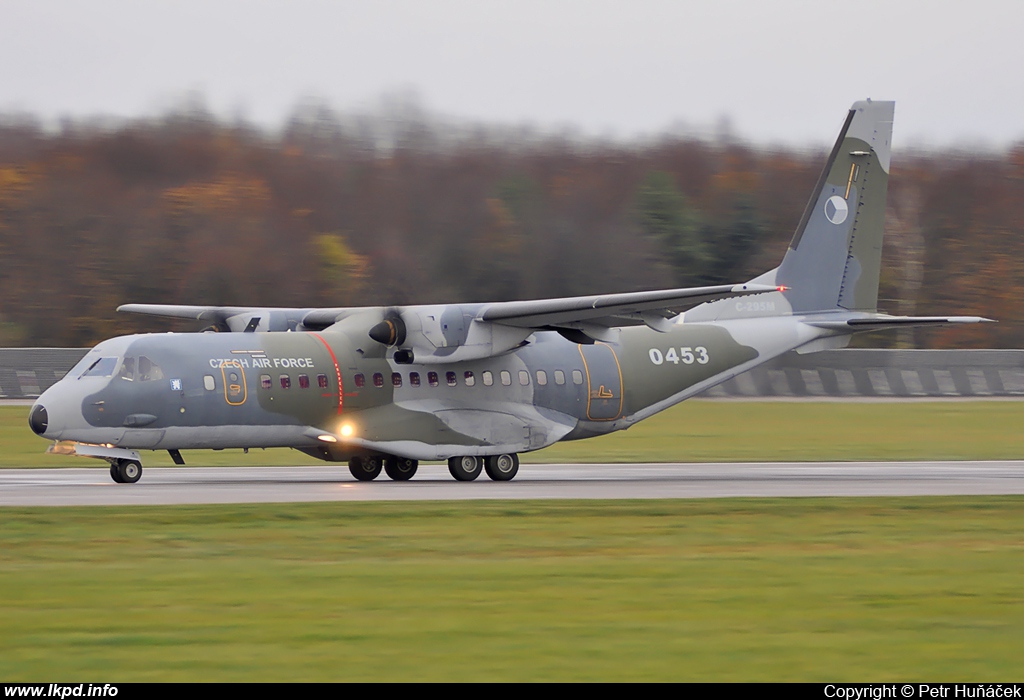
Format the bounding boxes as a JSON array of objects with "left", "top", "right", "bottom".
[{"left": 2, "top": 0, "right": 1022, "bottom": 149}]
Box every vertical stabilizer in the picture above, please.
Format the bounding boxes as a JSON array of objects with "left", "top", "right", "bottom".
[{"left": 776, "top": 100, "right": 894, "bottom": 313}]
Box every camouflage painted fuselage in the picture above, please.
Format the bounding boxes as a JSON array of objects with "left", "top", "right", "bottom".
[{"left": 37, "top": 314, "right": 795, "bottom": 461}]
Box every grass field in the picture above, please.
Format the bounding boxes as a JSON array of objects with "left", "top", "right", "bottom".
[
  {"left": 1, "top": 498, "right": 1022, "bottom": 681},
  {"left": 3, "top": 400, "right": 1024, "bottom": 468},
  {"left": 3, "top": 401, "right": 1022, "bottom": 681}
]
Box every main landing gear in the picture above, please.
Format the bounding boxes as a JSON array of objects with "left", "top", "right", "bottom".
[
  {"left": 446, "top": 454, "right": 518, "bottom": 481},
  {"left": 346, "top": 455, "right": 422, "bottom": 482},
  {"left": 109, "top": 458, "right": 143, "bottom": 484},
  {"left": 348, "top": 454, "right": 520, "bottom": 482}
]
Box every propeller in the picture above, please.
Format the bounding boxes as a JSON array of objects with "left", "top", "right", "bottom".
[{"left": 367, "top": 310, "right": 406, "bottom": 347}]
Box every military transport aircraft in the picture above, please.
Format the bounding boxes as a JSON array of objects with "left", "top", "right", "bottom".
[{"left": 28, "top": 100, "right": 988, "bottom": 483}]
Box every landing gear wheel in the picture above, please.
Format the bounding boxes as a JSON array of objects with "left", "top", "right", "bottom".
[
  {"left": 115, "top": 459, "right": 142, "bottom": 484},
  {"left": 384, "top": 457, "right": 418, "bottom": 481},
  {"left": 110, "top": 463, "right": 124, "bottom": 483},
  {"left": 448, "top": 455, "right": 483, "bottom": 481},
  {"left": 349, "top": 456, "right": 382, "bottom": 481},
  {"left": 485, "top": 453, "right": 519, "bottom": 481}
]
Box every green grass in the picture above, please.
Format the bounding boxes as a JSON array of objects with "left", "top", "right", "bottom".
[
  {"left": 534, "top": 400, "right": 1024, "bottom": 463},
  {"left": 4, "top": 401, "right": 1023, "bottom": 467},
  {"left": 4, "top": 403, "right": 1023, "bottom": 680},
  {"left": 1, "top": 498, "right": 1022, "bottom": 681}
]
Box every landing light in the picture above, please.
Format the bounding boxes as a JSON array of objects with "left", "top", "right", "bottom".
[
  {"left": 340, "top": 424, "right": 355, "bottom": 438},
  {"left": 317, "top": 434, "right": 337, "bottom": 443}
]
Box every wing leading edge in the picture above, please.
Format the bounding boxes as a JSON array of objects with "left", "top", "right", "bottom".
[
  {"left": 481, "top": 283, "right": 778, "bottom": 327},
  {"left": 117, "top": 282, "right": 781, "bottom": 337}
]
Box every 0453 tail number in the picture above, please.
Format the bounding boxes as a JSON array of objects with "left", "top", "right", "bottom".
[{"left": 649, "top": 346, "right": 709, "bottom": 366}]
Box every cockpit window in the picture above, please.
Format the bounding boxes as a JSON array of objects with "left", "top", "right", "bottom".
[
  {"left": 68, "top": 353, "right": 98, "bottom": 379},
  {"left": 137, "top": 356, "right": 164, "bottom": 382},
  {"left": 82, "top": 357, "right": 118, "bottom": 378},
  {"left": 118, "top": 357, "right": 136, "bottom": 381}
]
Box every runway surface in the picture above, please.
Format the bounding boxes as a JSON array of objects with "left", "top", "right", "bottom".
[{"left": 2, "top": 461, "right": 1024, "bottom": 506}]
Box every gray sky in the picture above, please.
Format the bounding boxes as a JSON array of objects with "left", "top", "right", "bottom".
[{"left": 2, "top": 0, "right": 1022, "bottom": 148}]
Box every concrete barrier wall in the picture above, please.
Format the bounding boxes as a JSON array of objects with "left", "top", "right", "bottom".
[
  {"left": 701, "top": 349, "right": 1024, "bottom": 398},
  {"left": 2, "top": 347, "right": 1023, "bottom": 399},
  {"left": 0, "top": 348, "right": 88, "bottom": 399}
]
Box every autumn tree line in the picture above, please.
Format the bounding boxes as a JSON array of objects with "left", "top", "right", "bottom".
[{"left": 1, "top": 103, "right": 1021, "bottom": 348}]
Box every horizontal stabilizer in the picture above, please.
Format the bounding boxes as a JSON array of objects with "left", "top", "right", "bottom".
[{"left": 807, "top": 315, "right": 994, "bottom": 331}]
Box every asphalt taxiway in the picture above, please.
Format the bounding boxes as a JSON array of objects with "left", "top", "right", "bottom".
[{"left": 1, "top": 461, "right": 1023, "bottom": 506}]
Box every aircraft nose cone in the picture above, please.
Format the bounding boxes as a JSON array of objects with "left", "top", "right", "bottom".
[{"left": 29, "top": 404, "right": 49, "bottom": 436}]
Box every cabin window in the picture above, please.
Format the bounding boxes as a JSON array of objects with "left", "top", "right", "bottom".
[
  {"left": 280, "top": 375, "right": 291, "bottom": 389},
  {"left": 482, "top": 371, "right": 493, "bottom": 386},
  {"left": 464, "top": 371, "right": 475, "bottom": 387},
  {"left": 500, "top": 370, "right": 511, "bottom": 386},
  {"left": 410, "top": 372, "right": 421, "bottom": 387},
  {"left": 299, "top": 374, "right": 310, "bottom": 389},
  {"left": 354, "top": 373, "right": 365, "bottom": 388},
  {"left": 260, "top": 375, "right": 272, "bottom": 390},
  {"left": 446, "top": 371, "right": 457, "bottom": 387},
  {"left": 138, "top": 356, "right": 164, "bottom": 382},
  {"left": 428, "top": 371, "right": 439, "bottom": 387},
  {"left": 554, "top": 370, "right": 565, "bottom": 385},
  {"left": 317, "top": 374, "right": 328, "bottom": 389},
  {"left": 536, "top": 370, "right": 547, "bottom": 386},
  {"left": 204, "top": 375, "right": 216, "bottom": 391},
  {"left": 572, "top": 370, "right": 584, "bottom": 385},
  {"left": 519, "top": 370, "right": 530, "bottom": 386},
  {"left": 82, "top": 357, "right": 118, "bottom": 378},
  {"left": 392, "top": 372, "right": 403, "bottom": 387},
  {"left": 373, "top": 372, "right": 384, "bottom": 388}
]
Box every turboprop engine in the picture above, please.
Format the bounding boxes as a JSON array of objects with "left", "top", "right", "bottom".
[{"left": 361, "top": 305, "right": 532, "bottom": 364}]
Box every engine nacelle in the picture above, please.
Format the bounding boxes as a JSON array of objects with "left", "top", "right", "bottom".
[{"left": 361, "top": 305, "right": 532, "bottom": 364}]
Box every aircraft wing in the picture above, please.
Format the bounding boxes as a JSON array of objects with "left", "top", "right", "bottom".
[
  {"left": 117, "top": 304, "right": 350, "bottom": 332},
  {"left": 480, "top": 283, "right": 779, "bottom": 337},
  {"left": 118, "top": 283, "right": 779, "bottom": 337},
  {"left": 117, "top": 304, "right": 262, "bottom": 322}
]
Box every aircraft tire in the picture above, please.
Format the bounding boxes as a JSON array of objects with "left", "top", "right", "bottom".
[
  {"left": 349, "top": 456, "right": 382, "bottom": 481},
  {"left": 110, "top": 462, "right": 124, "bottom": 483},
  {"left": 485, "top": 453, "right": 519, "bottom": 481},
  {"left": 384, "top": 457, "right": 418, "bottom": 481},
  {"left": 118, "top": 459, "right": 143, "bottom": 484},
  {"left": 448, "top": 455, "right": 482, "bottom": 481}
]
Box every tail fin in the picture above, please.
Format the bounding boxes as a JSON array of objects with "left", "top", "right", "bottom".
[{"left": 775, "top": 100, "right": 894, "bottom": 312}]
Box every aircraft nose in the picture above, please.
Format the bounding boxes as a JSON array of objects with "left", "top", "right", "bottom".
[{"left": 29, "top": 403, "right": 49, "bottom": 436}]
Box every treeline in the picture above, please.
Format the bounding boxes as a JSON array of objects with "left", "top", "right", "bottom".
[{"left": 0, "top": 104, "right": 1021, "bottom": 348}]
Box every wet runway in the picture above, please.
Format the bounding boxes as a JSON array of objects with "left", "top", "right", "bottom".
[{"left": 2, "top": 461, "right": 1024, "bottom": 506}]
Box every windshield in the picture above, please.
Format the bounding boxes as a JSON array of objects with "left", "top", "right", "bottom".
[
  {"left": 66, "top": 353, "right": 98, "bottom": 379},
  {"left": 80, "top": 357, "right": 118, "bottom": 378}
]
